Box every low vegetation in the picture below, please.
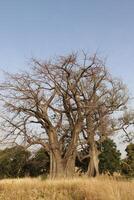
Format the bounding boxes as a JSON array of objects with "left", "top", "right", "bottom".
[{"left": 0, "top": 177, "right": 133, "bottom": 200}]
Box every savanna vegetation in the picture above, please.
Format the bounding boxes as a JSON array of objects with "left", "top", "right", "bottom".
[{"left": 0, "top": 177, "right": 133, "bottom": 200}]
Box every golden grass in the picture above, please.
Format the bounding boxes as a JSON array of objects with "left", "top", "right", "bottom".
[{"left": 0, "top": 176, "right": 133, "bottom": 200}]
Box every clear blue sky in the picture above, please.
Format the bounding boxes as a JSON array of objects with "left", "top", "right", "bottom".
[{"left": 0, "top": 0, "right": 134, "bottom": 97}]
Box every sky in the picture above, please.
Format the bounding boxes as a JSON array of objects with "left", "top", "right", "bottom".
[
  {"left": 0, "top": 0, "right": 134, "bottom": 91},
  {"left": 0, "top": 0, "right": 134, "bottom": 155}
]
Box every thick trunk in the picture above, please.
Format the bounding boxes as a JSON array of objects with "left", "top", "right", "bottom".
[
  {"left": 87, "top": 144, "right": 99, "bottom": 177},
  {"left": 49, "top": 151, "right": 76, "bottom": 178},
  {"left": 49, "top": 151, "right": 65, "bottom": 178},
  {"left": 86, "top": 111, "right": 100, "bottom": 177},
  {"left": 49, "top": 128, "right": 65, "bottom": 178},
  {"left": 48, "top": 121, "right": 82, "bottom": 178},
  {"left": 63, "top": 121, "right": 83, "bottom": 177},
  {"left": 49, "top": 152, "right": 56, "bottom": 178},
  {"left": 64, "top": 152, "right": 76, "bottom": 177}
]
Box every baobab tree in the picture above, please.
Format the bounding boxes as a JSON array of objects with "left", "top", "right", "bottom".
[
  {"left": 0, "top": 53, "right": 95, "bottom": 177},
  {"left": 0, "top": 53, "right": 131, "bottom": 178},
  {"left": 75, "top": 63, "right": 129, "bottom": 176}
]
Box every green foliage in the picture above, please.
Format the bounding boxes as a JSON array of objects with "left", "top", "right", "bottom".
[
  {"left": 0, "top": 146, "right": 50, "bottom": 178},
  {"left": 99, "top": 139, "right": 121, "bottom": 174},
  {"left": 24, "top": 148, "right": 50, "bottom": 177},
  {"left": 0, "top": 146, "right": 30, "bottom": 178},
  {"left": 121, "top": 143, "right": 134, "bottom": 177}
]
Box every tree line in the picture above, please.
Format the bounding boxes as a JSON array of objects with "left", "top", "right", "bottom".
[
  {"left": 0, "top": 139, "right": 133, "bottom": 178},
  {"left": 0, "top": 53, "right": 133, "bottom": 178}
]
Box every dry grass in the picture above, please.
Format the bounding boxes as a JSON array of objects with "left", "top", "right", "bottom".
[{"left": 0, "top": 176, "right": 133, "bottom": 200}]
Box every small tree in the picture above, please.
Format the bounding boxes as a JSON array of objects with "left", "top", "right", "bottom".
[
  {"left": 99, "top": 139, "right": 121, "bottom": 174},
  {"left": 25, "top": 148, "right": 50, "bottom": 177},
  {"left": 0, "top": 146, "right": 30, "bottom": 178},
  {"left": 121, "top": 143, "right": 134, "bottom": 177}
]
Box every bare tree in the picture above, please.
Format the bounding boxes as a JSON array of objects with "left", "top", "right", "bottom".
[
  {"left": 116, "top": 110, "right": 134, "bottom": 143},
  {"left": 0, "top": 53, "right": 131, "bottom": 178},
  {"left": 0, "top": 54, "right": 95, "bottom": 177},
  {"left": 76, "top": 64, "right": 129, "bottom": 176}
]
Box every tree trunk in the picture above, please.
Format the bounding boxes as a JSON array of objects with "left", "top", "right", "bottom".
[
  {"left": 48, "top": 123, "right": 82, "bottom": 178},
  {"left": 86, "top": 111, "right": 100, "bottom": 177},
  {"left": 49, "top": 152, "right": 56, "bottom": 178},
  {"left": 63, "top": 121, "right": 83, "bottom": 177},
  {"left": 49, "top": 128, "right": 65, "bottom": 178},
  {"left": 87, "top": 144, "right": 100, "bottom": 177},
  {"left": 49, "top": 151, "right": 76, "bottom": 178},
  {"left": 64, "top": 151, "right": 76, "bottom": 177},
  {"left": 49, "top": 151, "right": 65, "bottom": 178}
]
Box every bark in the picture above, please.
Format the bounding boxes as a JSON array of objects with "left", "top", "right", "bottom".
[
  {"left": 64, "top": 151, "right": 76, "bottom": 177},
  {"left": 86, "top": 113, "right": 100, "bottom": 177},
  {"left": 87, "top": 144, "right": 100, "bottom": 177},
  {"left": 48, "top": 128, "right": 65, "bottom": 178},
  {"left": 49, "top": 152, "right": 65, "bottom": 178},
  {"left": 49, "top": 151, "right": 76, "bottom": 178},
  {"left": 49, "top": 127, "right": 77, "bottom": 178},
  {"left": 64, "top": 121, "right": 83, "bottom": 177},
  {"left": 49, "top": 152, "right": 56, "bottom": 178}
]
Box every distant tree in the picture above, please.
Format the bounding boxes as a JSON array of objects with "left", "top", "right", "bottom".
[
  {"left": 0, "top": 146, "right": 30, "bottom": 178},
  {"left": 121, "top": 143, "right": 134, "bottom": 177},
  {"left": 25, "top": 148, "right": 50, "bottom": 177},
  {"left": 99, "top": 139, "right": 121, "bottom": 174}
]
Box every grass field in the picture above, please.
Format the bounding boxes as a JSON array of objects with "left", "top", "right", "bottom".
[{"left": 0, "top": 176, "right": 133, "bottom": 200}]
